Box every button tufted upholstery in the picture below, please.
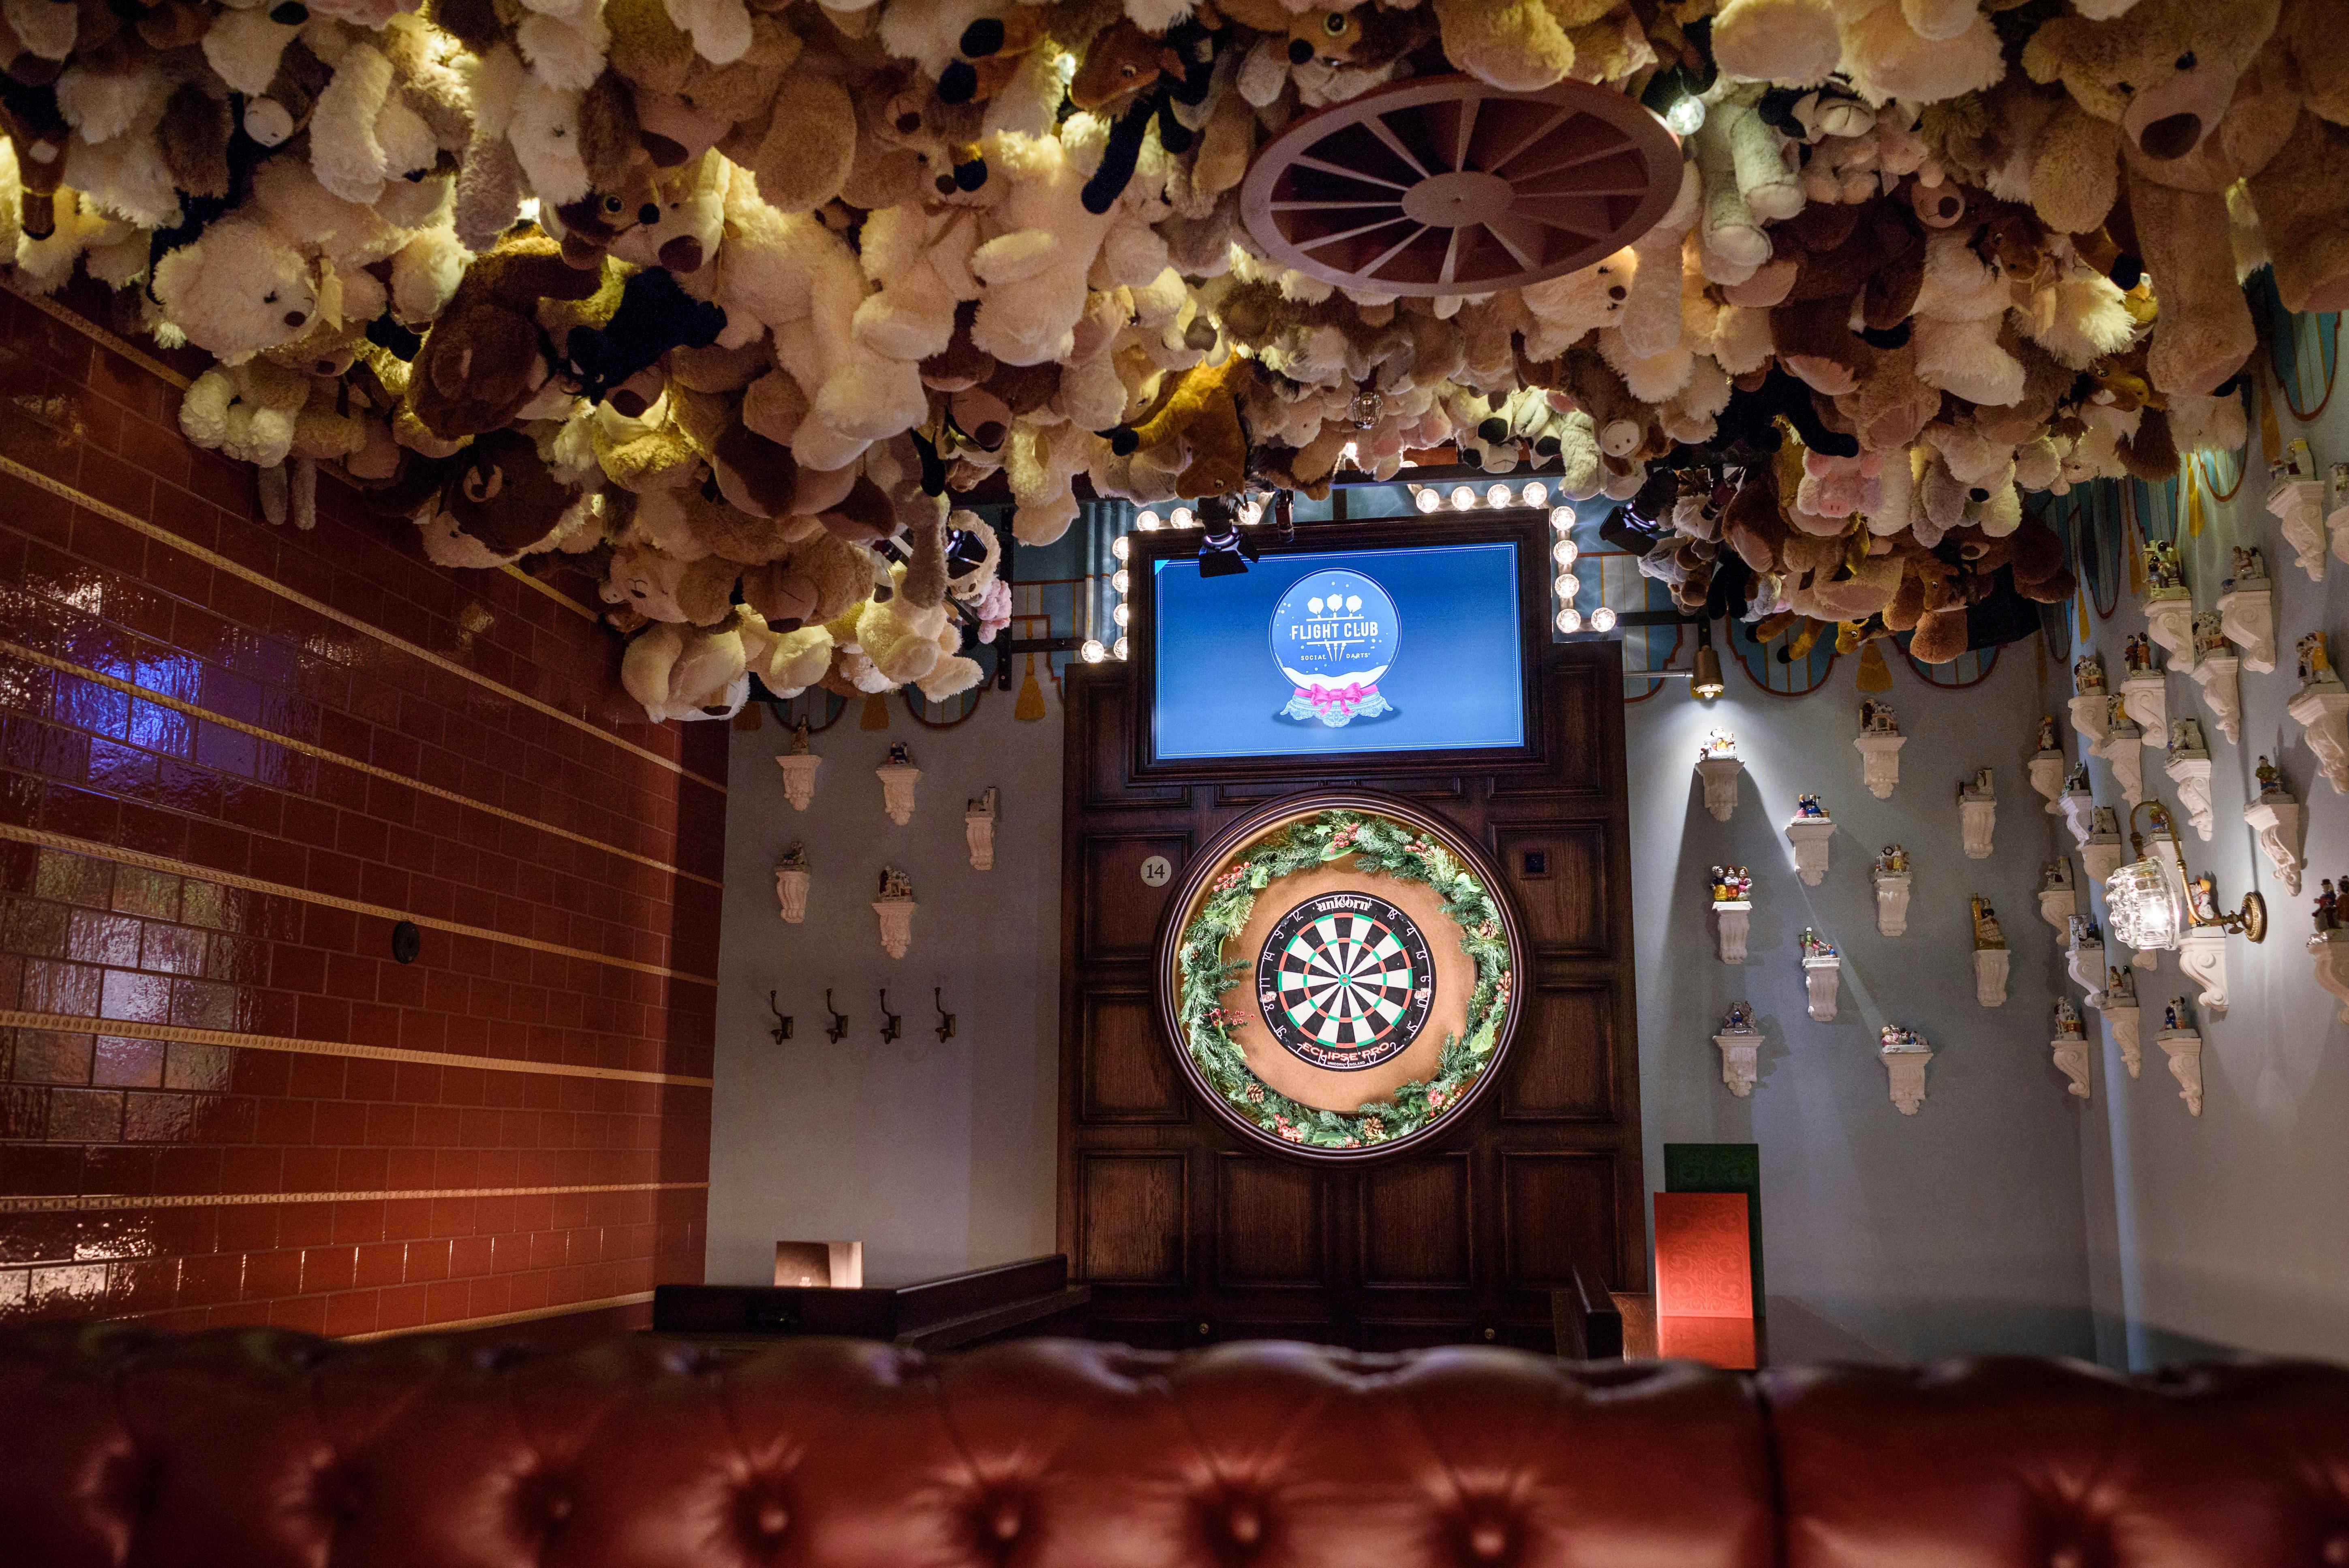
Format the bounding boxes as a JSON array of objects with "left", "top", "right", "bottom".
[{"left": 1, "top": 1327, "right": 2342, "bottom": 1568}]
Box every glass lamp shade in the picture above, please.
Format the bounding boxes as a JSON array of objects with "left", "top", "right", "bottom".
[{"left": 2105, "top": 856, "right": 2187, "bottom": 951}]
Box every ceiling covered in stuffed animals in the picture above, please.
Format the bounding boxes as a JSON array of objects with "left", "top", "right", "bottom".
[{"left": 1, "top": 0, "right": 2330, "bottom": 722}]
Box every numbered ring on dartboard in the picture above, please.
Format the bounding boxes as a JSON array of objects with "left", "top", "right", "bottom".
[{"left": 1256, "top": 893, "right": 1434, "bottom": 1072}]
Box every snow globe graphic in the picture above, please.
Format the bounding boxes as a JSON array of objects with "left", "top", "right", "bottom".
[{"left": 1269, "top": 568, "right": 1399, "bottom": 727}]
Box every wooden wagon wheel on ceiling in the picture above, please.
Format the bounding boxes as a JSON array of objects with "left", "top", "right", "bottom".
[{"left": 1239, "top": 74, "right": 1684, "bottom": 297}]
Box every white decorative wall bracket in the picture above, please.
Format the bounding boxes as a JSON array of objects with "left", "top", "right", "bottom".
[
  {"left": 2165, "top": 752, "right": 2216, "bottom": 841},
  {"left": 1714, "top": 1024, "right": 1761, "bottom": 1098},
  {"left": 775, "top": 752, "right": 823, "bottom": 811},
  {"left": 876, "top": 760, "right": 922, "bottom": 825},
  {"left": 2155, "top": 1027, "right": 2204, "bottom": 1117},
  {"left": 874, "top": 898, "right": 917, "bottom": 960},
  {"left": 1785, "top": 817, "right": 1834, "bottom": 886},
  {"left": 775, "top": 866, "right": 809, "bottom": 924},
  {"left": 2119, "top": 674, "right": 2168, "bottom": 743},
  {"left": 2244, "top": 800, "right": 2306, "bottom": 895},
  {"left": 1960, "top": 797, "right": 1997, "bottom": 860},
  {"left": 2270, "top": 477, "right": 2328, "bottom": 580},
  {"left": 2028, "top": 751, "right": 2065, "bottom": 814},
  {"left": 964, "top": 787, "right": 998, "bottom": 871},
  {"left": 1697, "top": 756, "right": 1744, "bottom": 822},
  {"left": 2143, "top": 594, "right": 2197, "bottom": 673},
  {"left": 1874, "top": 871, "right": 1912, "bottom": 937},
  {"left": 2099, "top": 999, "right": 2143, "bottom": 1079},
  {"left": 1880, "top": 1042, "right": 1932, "bottom": 1116},
  {"left": 1804, "top": 954, "right": 1842, "bottom": 1021},
  {"left": 2190, "top": 655, "right": 2242, "bottom": 746},
  {"left": 2218, "top": 584, "right": 2276, "bottom": 673},
  {"left": 2287, "top": 684, "right": 2349, "bottom": 795},
  {"left": 2106, "top": 734, "right": 2145, "bottom": 809},
  {"left": 2061, "top": 789, "right": 2098, "bottom": 848},
  {"left": 2176, "top": 930, "right": 2230, "bottom": 1015},
  {"left": 2067, "top": 694, "right": 2112, "bottom": 756},
  {"left": 1855, "top": 734, "right": 1906, "bottom": 799},
  {"left": 2309, "top": 930, "right": 2349, "bottom": 1023},
  {"left": 2039, "top": 885, "right": 2078, "bottom": 936},
  {"left": 1975, "top": 947, "right": 2010, "bottom": 1007},
  {"left": 1714, "top": 901, "right": 1752, "bottom": 964},
  {"left": 2066, "top": 939, "right": 2106, "bottom": 995},
  {"left": 2083, "top": 830, "right": 2124, "bottom": 887},
  {"left": 2050, "top": 1035, "right": 2093, "bottom": 1100}
]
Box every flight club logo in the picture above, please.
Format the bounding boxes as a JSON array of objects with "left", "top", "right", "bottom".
[{"left": 1268, "top": 568, "right": 1399, "bottom": 727}]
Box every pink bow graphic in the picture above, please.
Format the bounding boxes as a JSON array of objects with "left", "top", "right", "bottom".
[{"left": 1306, "top": 682, "right": 1377, "bottom": 718}]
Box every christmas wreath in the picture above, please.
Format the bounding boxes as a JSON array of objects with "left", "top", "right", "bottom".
[{"left": 1174, "top": 810, "right": 1512, "bottom": 1151}]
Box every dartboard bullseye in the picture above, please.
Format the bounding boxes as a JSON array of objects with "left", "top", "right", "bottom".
[{"left": 1256, "top": 892, "right": 1435, "bottom": 1071}]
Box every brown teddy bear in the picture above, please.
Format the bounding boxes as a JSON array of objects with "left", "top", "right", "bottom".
[
  {"left": 407, "top": 231, "right": 603, "bottom": 439},
  {"left": 2024, "top": 0, "right": 2349, "bottom": 394}
]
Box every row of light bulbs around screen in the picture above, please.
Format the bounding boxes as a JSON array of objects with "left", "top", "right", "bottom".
[{"left": 1075, "top": 496, "right": 1611, "bottom": 663}]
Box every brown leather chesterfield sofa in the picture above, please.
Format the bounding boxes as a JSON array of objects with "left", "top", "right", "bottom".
[{"left": 4, "top": 1326, "right": 2346, "bottom": 1567}]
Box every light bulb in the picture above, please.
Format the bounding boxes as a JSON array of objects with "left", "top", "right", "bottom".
[
  {"left": 1520, "top": 481, "right": 1548, "bottom": 509},
  {"left": 1552, "top": 537, "right": 1579, "bottom": 568},
  {"left": 1136, "top": 510, "right": 1162, "bottom": 531},
  {"left": 1112, "top": 601, "right": 1130, "bottom": 627},
  {"left": 1549, "top": 505, "right": 1574, "bottom": 531},
  {"left": 1665, "top": 94, "right": 1706, "bottom": 135},
  {"left": 1487, "top": 483, "right": 1515, "bottom": 508},
  {"left": 1555, "top": 607, "right": 1583, "bottom": 635},
  {"left": 1450, "top": 486, "right": 1476, "bottom": 511},
  {"left": 1113, "top": 635, "right": 1129, "bottom": 660},
  {"left": 1081, "top": 639, "right": 1106, "bottom": 663},
  {"left": 1239, "top": 498, "right": 1262, "bottom": 524},
  {"left": 1111, "top": 535, "right": 1130, "bottom": 561},
  {"left": 1111, "top": 568, "right": 1129, "bottom": 594},
  {"left": 1554, "top": 572, "right": 1581, "bottom": 599},
  {"left": 1415, "top": 486, "right": 1441, "bottom": 513},
  {"left": 1590, "top": 605, "right": 1617, "bottom": 633},
  {"left": 1171, "top": 506, "right": 1195, "bottom": 529}
]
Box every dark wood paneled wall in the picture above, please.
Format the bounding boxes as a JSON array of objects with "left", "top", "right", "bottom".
[{"left": 1056, "top": 641, "right": 1643, "bottom": 1351}]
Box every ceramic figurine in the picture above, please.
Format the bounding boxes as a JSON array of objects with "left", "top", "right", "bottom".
[
  {"left": 2037, "top": 714, "right": 2058, "bottom": 753},
  {"left": 1711, "top": 865, "right": 1753, "bottom": 963},
  {"left": 1711, "top": 865, "right": 1754, "bottom": 901},
  {"left": 1876, "top": 844, "right": 1909, "bottom": 876},
  {"left": 1714, "top": 1001, "right": 1761, "bottom": 1097},
  {"left": 1877, "top": 1024, "right": 1932, "bottom": 1115},
  {"left": 2042, "top": 860, "right": 2074, "bottom": 892},
  {"left": 2317, "top": 878, "right": 2339, "bottom": 935},
  {"left": 1794, "top": 794, "right": 1828, "bottom": 819},
  {"left": 876, "top": 743, "right": 922, "bottom": 825},
  {"left": 2229, "top": 545, "right": 2267, "bottom": 585},
  {"left": 1973, "top": 902, "right": 2012, "bottom": 1016},
  {"left": 2289, "top": 633, "right": 2349, "bottom": 794},
  {"left": 2053, "top": 997, "right": 2086, "bottom": 1038},
  {"left": 2142, "top": 539, "right": 2184, "bottom": 594},
  {"left": 2308, "top": 888, "right": 2349, "bottom": 1024},
  {"left": 1696, "top": 730, "right": 1744, "bottom": 821},
  {"left": 2259, "top": 756, "right": 2288, "bottom": 798},
  {"left": 775, "top": 720, "right": 824, "bottom": 811},
  {"left": 873, "top": 866, "right": 918, "bottom": 958},
  {"left": 2065, "top": 911, "right": 2107, "bottom": 990},
  {"left": 1972, "top": 897, "right": 2007, "bottom": 950},
  {"left": 2163, "top": 999, "right": 2182, "bottom": 1032},
  {"left": 2122, "top": 633, "right": 2157, "bottom": 676},
  {"left": 2073, "top": 653, "right": 2107, "bottom": 695},
  {"left": 774, "top": 842, "right": 810, "bottom": 924},
  {"left": 1958, "top": 768, "right": 1997, "bottom": 859}
]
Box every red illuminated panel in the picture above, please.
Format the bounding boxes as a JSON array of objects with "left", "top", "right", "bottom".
[{"left": 1654, "top": 1191, "right": 1752, "bottom": 1319}]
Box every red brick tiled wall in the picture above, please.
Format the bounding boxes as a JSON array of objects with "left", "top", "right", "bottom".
[{"left": 0, "top": 281, "right": 724, "bottom": 1337}]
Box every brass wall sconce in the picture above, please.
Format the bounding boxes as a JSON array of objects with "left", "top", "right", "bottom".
[{"left": 2106, "top": 801, "right": 2267, "bottom": 947}]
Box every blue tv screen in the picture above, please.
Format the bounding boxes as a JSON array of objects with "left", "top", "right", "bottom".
[{"left": 1151, "top": 540, "right": 1525, "bottom": 762}]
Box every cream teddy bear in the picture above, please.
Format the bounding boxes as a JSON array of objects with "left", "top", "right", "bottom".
[
  {"left": 1910, "top": 229, "right": 2024, "bottom": 407},
  {"left": 622, "top": 611, "right": 755, "bottom": 723}
]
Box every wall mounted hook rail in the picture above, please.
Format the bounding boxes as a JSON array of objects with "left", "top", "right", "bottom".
[
  {"left": 768, "top": 991, "right": 793, "bottom": 1044},
  {"left": 824, "top": 989, "right": 849, "bottom": 1043},
  {"left": 878, "top": 989, "right": 902, "bottom": 1043},
  {"left": 935, "top": 988, "right": 956, "bottom": 1043}
]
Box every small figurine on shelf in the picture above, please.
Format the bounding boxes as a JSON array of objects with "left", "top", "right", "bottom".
[
  {"left": 1700, "top": 729, "right": 1738, "bottom": 762},
  {"left": 1794, "top": 793, "right": 1829, "bottom": 820},
  {"left": 780, "top": 842, "right": 808, "bottom": 871},
  {"left": 886, "top": 741, "right": 912, "bottom": 766},
  {"left": 2257, "top": 756, "right": 2290, "bottom": 800},
  {"left": 1958, "top": 768, "right": 1994, "bottom": 802},
  {"left": 2188, "top": 873, "right": 2221, "bottom": 923},
  {"left": 2297, "top": 631, "right": 2341, "bottom": 690},
  {"left": 1880, "top": 1024, "right": 1928, "bottom": 1052},
  {"left": 2063, "top": 761, "right": 2090, "bottom": 793},
  {"left": 2143, "top": 539, "right": 2184, "bottom": 593},
  {"left": 1800, "top": 927, "right": 1838, "bottom": 959},
  {"left": 2042, "top": 859, "right": 2075, "bottom": 892},
  {"left": 2316, "top": 878, "right": 2339, "bottom": 933},
  {"left": 2163, "top": 998, "right": 2184, "bottom": 1032},
  {"left": 2068, "top": 912, "right": 2103, "bottom": 947},
  {"left": 2168, "top": 717, "right": 2207, "bottom": 756},
  {"left": 877, "top": 865, "right": 914, "bottom": 901},
  {"left": 1971, "top": 897, "right": 2007, "bottom": 949},
  {"left": 791, "top": 719, "right": 811, "bottom": 755},
  {"left": 2036, "top": 714, "right": 2059, "bottom": 753},
  {"left": 2054, "top": 997, "right": 2086, "bottom": 1038},
  {"left": 2229, "top": 545, "right": 2267, "bottom": 587},
  {"left": 2074, "top": 652, "right": 2107, "bottom": 695},
  {"left": 1711, "top": 865, "right": 1754, "bottom": 902},
  {"left": 2105, "top": 965, "right": 2137, "bottom": 1003},
  {"left": 2123, "top": 633, "right": 2157, "bottom": 676},
  {"left": 2106, "top": 693, "right": 2138, "bottom": 735},
  {"left": 1720, "top": 1001, "right": 1756, "bottom": 1034},
  {"left": 2092, "top": 806, "right": 2121, "bottom": 839},
  {"left": 1861, "top": 699, "right": 1901, "bottom": 736},
  {"left": 2192, "top": 612, "right": 2232, "bottom": 659}
]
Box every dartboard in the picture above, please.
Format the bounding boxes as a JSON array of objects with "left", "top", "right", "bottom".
[{"left": 1256, "top": 893, "right": 1436, "bottom": 1071}]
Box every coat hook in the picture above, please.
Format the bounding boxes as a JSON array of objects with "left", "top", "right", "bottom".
[
  {"left": 824, "top": 989, "right": 849, "bottom": 1044},
  {"left": 934, "top": 987, "right": 956, "bottom": 1043},
  {"left": 878, "top": 988, "right": 902, "bottom": 1044},
  {"left": 768, "top": 991, "right": 794, "bottom": 1044}
]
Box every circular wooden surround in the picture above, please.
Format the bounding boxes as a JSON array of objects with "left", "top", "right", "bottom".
[
  {"left": 1153, "top": 790, "right": 1526, "bottom": 1161},
  {"left": 1239, "top": 74, "right": 1684, "bottom": 297}
]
